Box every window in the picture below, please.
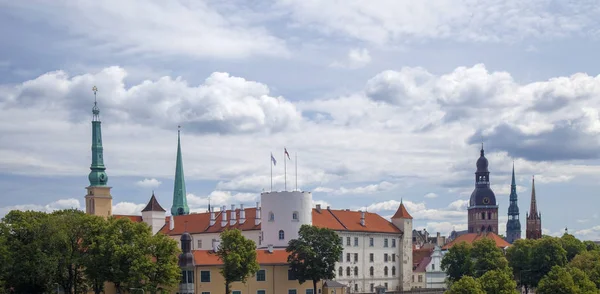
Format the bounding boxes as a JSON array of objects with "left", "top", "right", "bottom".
[
  {"left": 292, "top": 211, "right": 298, "bottom": 220},
  {"left": 182, "top": 270, "right": 194, "bottom": 283},
  {"left": 369, "top": 237, "right": 374, "bottom": 247},
  {"left": 288, "top": 269, "right": 297, "bottom": 280},
  {"left": 202, "top": 292, "right": 210, "bottom": 294},
  {"left": 384, "top": 238, "right": 389, "bottom": 247},
  {"left": 392, "top": 254, "right": 396, "bottom": 262},
  {"left": 384, "top": 266, "right": 388, "bottom": 276},
  {"left": 279, "top": 230, "right": 285, "bottom": 240},
  {"left": 412, "top": 275, "right": 415, "bottom": 282},
  {"left": 197, "top": 239, "right": 202, "bottom": 249},
  {"left": 257, "top": 291, "right": 266, "bottom": 294},
  {"left": 338, "top": 267, "right": 343, "bottom": 277},
  {"left": 346, "top": 253, "right": 350, "bottom": 262},
  {"left": 354, "top": 284, "right": 358, "bottom": 292},
  {"left": 432, "top": 264, "right": 435, "bottom": 271},
  {"left": 200, "top": 271, "right": 211, "bottom": 282},
  {"left": 354, "top": 253, "right": 358, "bottom": 262},
  {"left": 369, "top": 266, "right": 374, "bottom": 276},
  {"left": 369, "top": 253, "right": 374, "bottom": 262},
  {"left": 354, "top": 237, "right": 358, "bottom": 246},
  {"left": 418, "top": 275, "right": 423, "bottom": 282},
  {"left": 256, "top": 270, "right": 266, "bottom": 281},
  {"left": 288, "top": 290, "right": 297, "bottom": 294},
  {"left": 370, "top": 284, "right": 374, "bottom": 292},
  {"left": 346, "top": 267, "right": 351, "bottom": 276},
  {"left": 339, "top": 252, "right": 343, "bottom": 262},
  {"left": 481, "top": 212, "right": 485, "bottom": 220},
  {"left": 384, "top": 283, "right": 388, "bottom": 289},
  {"left": 233, "top": 291, "right": 241, "bottom": 294},
  {"left": 269, "top": 212, "right": 275, "bottom": 221},
  {"left": 384, "top": 253, "right": 388, "bottom": 262},
  {"left": 392, "top": 266, "right": 396, "bottom": 276},
  {"left": 354, "top": 266, "right": 358, "bottom": 276},
  {"left": 346, "top": 237, "right": 351, "bottom": 246},
  {"left": 392, "top": 239, "right": 396, "bottom": 248},
  {"left": 306, "top": 290, "right": 314, "bottom": 294}
]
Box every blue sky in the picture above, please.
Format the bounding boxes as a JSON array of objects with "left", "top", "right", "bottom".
[{"left": 1, "top": 0, "right": 600, "bottom": 240}]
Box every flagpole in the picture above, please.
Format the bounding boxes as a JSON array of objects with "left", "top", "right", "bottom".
[
  {"left": 270, "top": 153, "right": 273, "bottom": 192},
  {"left": 284, "top": 149, "right": 287, "bottom": 191},
  {"left": 295, "top": 152, "right": 298, "bottom": 191}
]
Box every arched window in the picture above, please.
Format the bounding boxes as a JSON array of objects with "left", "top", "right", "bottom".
[
  {"left": 278, "top": 230, "right": 284, "bottom": 240},
  {"left": 354, "top": 266, "right": 358, "bottom": 276},
  {"left": 384, "top": 266, "right": 388, "bottom": 276},
  {"left": 392, "top": 266, "right": 396, "bottom": 276},
  {"left": 346, "top": 267, "right": 351, "bottom": 276},
  {"left": 488, "top": 212, "right": 491, "bottom": 219},
  {"left": 292, "top": 211, "right": 298, "bottom": 220},
  {"left": 481, "top": 212, "right": 485, "bottom": 219},
  {"left": 338, "top": 267, "right": 343, "bottom": 277},
  {"left": 269, "top": 212, "right": 275, "bottom": 221},
  {"left": 487, "top": 225, "right": 492, "bottom": 232},
  {"left": 369, "top": 266, "right": 374, "bottom": 276}
]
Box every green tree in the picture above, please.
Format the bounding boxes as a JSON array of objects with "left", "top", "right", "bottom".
[
  {"left": 569, "top": 250, "right": 600, "bottom": 289},
  {"left": 446, "top": 276, "right": 485, "bottom": 294},
  {"left": 537, "top": 266, "right": 576, "bottom": 294},
  {"left": 441, "top": 242, "right": 474, "bottom": 283},
  {"left": 81, "top": 215, "right": 112, "bottom": 294},
  {"left": 583, "top": 241, "right": 600, "bottom": 252},
  {"left": 215, "top": 229, "right": 259, "bottom": 294},
  {"left": 567, "top": 267, "right": 597, "bottom": 293},
  {"left": 286, "top": 225, "right": 343, "bottom": 294},
  {"left": 560, "top": 233, "right": 586, "bottom": 262},
  {"left": 471, "top": 238, "right": 509, "bottom": 278},
  {"left": 531, "top": 237, "right": 567, "bottom": 288},
  {"left": 0, "top": 223, "right": 9, "bottom": 294},
  {"left": 140, "top": 233, "right": 181, "bottom": 294},
  {"left": 477, "top": 269, "right": 518, "bottom": 294},
  {"left": 506, "top": 238, "right": 536, "bottom": 293}
]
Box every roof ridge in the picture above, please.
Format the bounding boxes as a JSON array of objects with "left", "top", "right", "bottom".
[{"left": 327, "top": 209, "right": 348, "bottom": 230}]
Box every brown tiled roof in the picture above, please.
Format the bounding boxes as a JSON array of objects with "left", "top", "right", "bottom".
[
  {"left": 113, "top": 215, "right": 143, "bottom": 222},
  {"left": 141, "top": 193, "right": 166, "bottom": 212},
  {"left": 442, "top": 232, "right": 510, "bottom": 250},
  {"left": 325, "top": 209, "right": 402, "bottom": 234},
  {"left": 414, "top": 256, "right": 431, "bottom": 273},
  {"left": 391, "top": 202, "right": 413, "bottom": 219},
  {"left": 160, "top": 208, "right": 261, "bottom": 235},
  {"left": 193, "top": 249, "right": 290, "bottom": 266},
  {"left": 413, "top": 248, "right": 433, "bottom": 270}
]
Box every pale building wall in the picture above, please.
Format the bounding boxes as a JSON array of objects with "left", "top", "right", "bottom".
[
  {"left": 412, "top": 272, "right": 426, "bottom": 289},
  {"left": 85, "top": 186, "right": 113, "bottom": 217},
  {"left": 425, "top": 246, "right": 446, "bottom": 289},
  {"left": 260, "top": 191, "right": 313, "bottom": 248},
  {"left": 142, "top": 210, "right": 167, "bottom": 235},
  {"left": 171, "top": 231, "right": 261, "bottom": 251},
  {"left": 391, "top": 218, "right": 413, "bottom": 291}
]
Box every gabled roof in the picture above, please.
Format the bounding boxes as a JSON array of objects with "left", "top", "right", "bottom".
[
  {"left": 322, "top": 208, "right": 402, "bottom": 234},
  {"left": 193, "top": 249, "right": 289, "bottom": 266},
  {"left": 414, "top": 257, "right": 431, "bottom": 273},
  {"left": 391, "top": 201, "right": 413, "bottom": 219},
  {"left": 442, "top": 232, "right": 510, "bottom": 250},
  {"left": 160, "top": 208, "right": 261, "bottom": 235},
  {"left": 413, "top": 248, "right": 433, "bottom": 271},
  {"left": 141, "top": 193, "right": 166, "bottom": 212}
]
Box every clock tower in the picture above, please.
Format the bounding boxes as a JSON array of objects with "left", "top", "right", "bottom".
[
  {"left": 85, "top": 86, "right": 113, "bottom": 218},
  {"left": 467, "top": 144, "right": 499, "bottom": 234}
]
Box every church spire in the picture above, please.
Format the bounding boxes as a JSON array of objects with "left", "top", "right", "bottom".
[
  {"left": 529, "top": 176, "right": 538, "bottom": 217},
  {"left": 171, "top": 126, "right": 190, "bottom": 216},
  {"left": 526, "top": 175, "right": 542, "bottom": 239},
  {"left": 88, "top": 86, "right": 108, "bottom": 186},
  {"left": 506, "top": 161, "right": 521, "bottom": 243}
]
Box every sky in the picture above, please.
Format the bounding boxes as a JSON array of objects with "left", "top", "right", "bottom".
[{"left": 1, "top": 0, "right": 600, "bottom": 241}]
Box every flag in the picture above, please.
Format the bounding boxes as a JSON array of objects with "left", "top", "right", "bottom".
[
  {"left": 271, "top": 153, "right": 277, "bottom": 166},
  {"left": 284, "top": 147, "right": 291, "bottom": 160}
]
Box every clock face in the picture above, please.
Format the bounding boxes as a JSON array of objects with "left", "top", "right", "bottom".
[{"left": 483, "top": 197, "right": 490, "bottom": 204}]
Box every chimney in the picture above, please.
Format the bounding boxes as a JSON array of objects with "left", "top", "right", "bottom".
[
  {"left": 316, "top": 204, "right": 321, "bottom": 213},
  {"left": 239, "top": 204, "right": 246, "bottom": 224},
  {"left": 170, "top": 215, "right": 175, "bottom": 231},
  {"left": 209, "top": 207, "right": 216, "bottom": 226},
  {"left": 360, "top": 210, "right": 365, "bottom": 226},
  {"left": 267, "top": 244, "right": 273, "bottom": 253},
  {"left": 221, "top": 205, "right": 228, "bottom": 227},
  {"left": 230, "top": 204, "right": 237, "bottom": 226},
  {"left": 255, "top": 202, "right": 262, "bottom": 226},
  {"left": 212, "top": 238, "right": 221, "bottom": 252},
  {"left": 327, "top": 206, "right": 331, "bottom": 210}
]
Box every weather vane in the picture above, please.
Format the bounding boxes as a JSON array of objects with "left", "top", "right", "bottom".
[{"left": 92, "top": 86, "right": 98, "bottom": 101}]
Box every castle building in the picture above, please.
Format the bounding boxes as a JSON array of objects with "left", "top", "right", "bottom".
[
  {"left": 467, "top": 145, "right": 499, "bottom": 234},
  {"left": 526, "top": 177, "right": 542, "bottom": 239},
  {"left": 505, "top": 163, "right": 522, "bottom": 244},
  {"left": 83, "top": 88, "right": 414, "bottom": 293}
]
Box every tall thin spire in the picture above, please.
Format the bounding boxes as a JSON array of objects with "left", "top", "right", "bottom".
[
  {"left": 529, "top": 176, "right": 538, "bottom": 217},
  {"left": 506, "top": 161, "right": 521, "bottom": 243},
  {"left": 88, "top": 86, "right": 108, "bottom": 186},
  {"left": 526, "top": 175, "right": 542, "bottom": 239},
  {"left": 171, "top": 126, "right": 190, "bottom": 216}
]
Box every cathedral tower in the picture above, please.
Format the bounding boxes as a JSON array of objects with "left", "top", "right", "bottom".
[
  {"left": 467, "top": 144, "right": 499, "bottom": 234},
  {"left": 526, "top": 176, "right": 542, "bottom": 239},
  {"left": 171, "top": 126, "right": 190, "bottom": 216},
  {"left": 85, "top": 86, "right": 113, "bottom": 217},
  {"left": 505, "top": 163, "right": 521, "bottom": 243}
]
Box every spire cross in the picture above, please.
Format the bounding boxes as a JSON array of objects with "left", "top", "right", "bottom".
[{"left": 92, "top": 86, "right": 98, "bottom": 103}]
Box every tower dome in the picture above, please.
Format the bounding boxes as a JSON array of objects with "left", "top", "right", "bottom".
[{"left": 476, "top": 146, "right": 489, "bottom": 172}]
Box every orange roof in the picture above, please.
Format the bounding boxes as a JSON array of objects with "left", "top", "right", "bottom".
[
  {"left": 193, "top": 249, "right": 290, "bottom": 266},
  {"left": 160, "top": 208, "right": 261, "bottom": 235},
  {"left": 113, "top": 215, "right": 143, "bottom": 222},
  {"left": 442, "top": 232, "right": 510, "bottom": 250},
  {"left": 323, "top": 209, "right": 401, "bottom": 234},
  {"left": 391, "top": 202, "right": 413, "bottom": 219}
]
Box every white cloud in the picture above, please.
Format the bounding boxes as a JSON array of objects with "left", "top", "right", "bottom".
[
  {"left": 314, "top": 181, "right": 395, "bottom": 196},
  {"left": 0, "top": 198, "right": 81, "bottom": 217},
  {"left": 574, "top": 226, "right": 600, "bottom": 241},
  {"left": 135, "top": 178, "right": 162, "bottom": 189},
  {"left": 112, "top": 202, "right": 146, "bottom": 216},
  {"left": 330, "top": 48, "right": 372, "bottom": 69},
  {"left": 424, "top": 193, "right": 438, "bottom": 199}
]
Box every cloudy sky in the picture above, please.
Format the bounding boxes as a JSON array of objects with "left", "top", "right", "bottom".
[{"left": 1, "top": 0, "right": 600, "bottom": 240}]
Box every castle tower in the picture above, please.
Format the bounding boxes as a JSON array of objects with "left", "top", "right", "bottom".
[
  {"left": 142, "top": 192, "right": 167, "bottom": 235},
  {"left": 526, "top": 176, "right": 542, "bottom": 239},
  {"left": 505, "top": 163, "right": 522, "bottom": 243},
  {"left": 178, "top": 229, "right": 195, "bottom": 294},
  {"left": 467, "top": 144, "right": 499, "bottom": 234},
  {"left": 391, "top": 199, "right": 413, "bottom": 291},
  {"left": 260, "top": 191, "right": 312, "bottom": 248},
  {"left": 85, "top": 86, "right": 113, "bottom": 217},
  {"left": 171, "top": 126, "right": 190, "bottom": 216}
]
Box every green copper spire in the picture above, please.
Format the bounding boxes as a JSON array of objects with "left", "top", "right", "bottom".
[
  {"left": 171, "top": 126, "right": 189, "bottom": 216},
  {"left": 88, "top": 86, "right": 108, "bottom": 186}
]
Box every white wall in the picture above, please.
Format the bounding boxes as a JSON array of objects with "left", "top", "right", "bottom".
[
  {"left": 260, "top": 191, "right": 312, "bottom": 248},
  {"left": 426, "top": 246, "right": 446, "bottom": 289},
  {"left": 142, "top": 210, "right": 166, "bottom": 235}
]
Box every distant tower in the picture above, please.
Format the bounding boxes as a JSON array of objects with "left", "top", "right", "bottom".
[
  {"left": 391, "top": 199, "right": 414, "bottom": 291},
  {"left": 526, "top": 176, "right": 542, "bottom": 239},
  {"left": 142, "top": 192, "right": 167, "bottom": 235},
  {"left": 505, "top": 162, "right": 521, "bottom": 243},
  {"left": 260, "top": 191, "right": 312, "bottom": 248},
  {"left": 467, "top": 144, "right": 499, "bottom": 234},
  {"left": 171, "top": 126, "right": 190, "bottom": 216},
  {"left": 178, "top": 229, "right": 195, "bottom": 294},
  {"left": 85, "top": 86, "right": 113, "bottom": 217}
]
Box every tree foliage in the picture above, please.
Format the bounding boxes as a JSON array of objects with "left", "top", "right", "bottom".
[
  {"left": 569, "top": 250, "right": 600, "bottom": 289},
  {"left": 446, "top": 276, "right": 485, "bottom": 294},
  {"left": 477, "top": 269, "right": 518, "bottom": 294},
  {"left": 441, "top": 242, "right": 474, "bottom": 283},
  {"left": 560, "top": 233, "right": 586, "bottom": 262},
  {"left": 215, "top": 229, "right": 260, "bottom": 294},
  {"left": 506, "top": 238, "right": 535, "bottom": 292},
  {"left": 471, "top": 239, "right": 509, "bottom": 278},
  {"left": 530, "top": 237, "right": 568, "bottom": 287},
  {"left": 537, "top": 266, "right": 597, "bottom": 294},
  {"left": 286, "top": 224, "right": 343, "bottom": 294}
]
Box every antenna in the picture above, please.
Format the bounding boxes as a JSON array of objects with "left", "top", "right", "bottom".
[{"left": 92, "top": 86, "right": 100, "bottom": 120}]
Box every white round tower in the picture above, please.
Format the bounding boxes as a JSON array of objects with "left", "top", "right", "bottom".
[{"left": 260, "top": 191, "right": 312, "bottom": 248}]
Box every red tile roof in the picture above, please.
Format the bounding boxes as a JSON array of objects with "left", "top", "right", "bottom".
[
  {"left": 391, "top": 202, "right": 413, "bottom": 219},
  {"left": 412, "top": 248, "right": 433, "bottom": 271},
  {"left": 414, "top": 257, "right": 431, "bottom": 273},
  {"left": 442, "top": 232, "right": 511, "bottom": 250},
  {"left": 160, "top": 208, "right": 261, "bottom": 235},
  {"left": 113, "top": 215, "right": 143, "bottom": 222},
  {"left": 324, "top": 209, "right": 401, "bottom": 234},
  {"left": 193, "top": 249, "right": 290, "bottom": 266},
  {"left": 141, "top": 193, "right": 166, "bottom": 212}
]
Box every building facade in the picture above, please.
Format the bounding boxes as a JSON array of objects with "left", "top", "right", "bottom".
[
  {"left": 526, "top": 177, "right": 542, "bottom": 240},
  {"left": 505, "top": 163, "right": 522, "bottom": 244},
  {"left": 467, "top": 145, "right": 499, "bottom": 234},
  {"left": 424, "top": 246, "right": 445, "bottom": 289}
]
